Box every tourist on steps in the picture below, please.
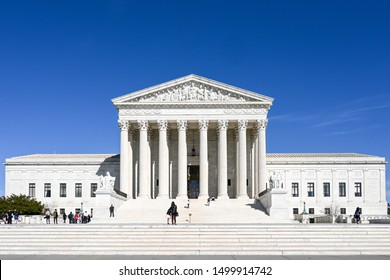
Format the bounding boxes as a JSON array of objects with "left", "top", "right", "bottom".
[{"left": 167, "top": 201, "right": 178, "bottom": 225}]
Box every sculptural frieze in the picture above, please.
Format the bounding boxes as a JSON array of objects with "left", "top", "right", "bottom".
[{"left": 132, "top": 82, "right": 248, "bottom": 103}]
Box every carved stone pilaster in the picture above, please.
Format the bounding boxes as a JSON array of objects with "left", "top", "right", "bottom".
[
  {"left": 118, "top": 120, "right": 129, "bottom": 131},
  {"left": 217, "top": 120, "right": 229, "bottom": 131},
  {"left": 137, "top": 120, "right": 149, "bottom": 131},
  {"left": 177, "top": 120, "right": 188, "bottom": 131},
  {"left": 198, "top": 119, "right": 209, "bottom": 131},
  {"left": 256, "top": 119, "right": 268, "bottom": 131},
  {"left": 157, "top": 120, "right": 169, "bottom": 131},
  {"left": 237, "top": 119, "right": 248, "bottom": 131}
]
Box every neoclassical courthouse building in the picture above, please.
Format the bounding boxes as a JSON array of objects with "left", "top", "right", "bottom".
[{"left": 4, "top": 75, "right": 387, "bottom": 220}]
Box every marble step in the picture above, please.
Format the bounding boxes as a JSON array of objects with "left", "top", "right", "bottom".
[{"left": 1, "top": 225, "right": 390, "bottom": 256}]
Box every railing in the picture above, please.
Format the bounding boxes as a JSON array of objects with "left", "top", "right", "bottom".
[
  {"left": 257, "top": 189, "right": 268, "bottom": 198},
  {"left": 114, "top": 189, "right": 127, "bottom": 198}
]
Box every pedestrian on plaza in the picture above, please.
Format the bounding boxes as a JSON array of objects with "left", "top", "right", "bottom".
[
  {"left": 53, "top": 209, "right": 58, "bottom": 224},
  {"left": 45, "top": 209, "right": 51, "bottom": 224},
  {"left": 109, "top": 204, "right": 115, "bottom": 217},
  {"left": 7, "top": 210, "right": 13, "bottom": 224},
  {"left": 13, "top": 209, "right": 19, "bottom": 224},
  {"left": 74, "top": 212, "right": 79, "bottom": 224},
  {"left": 63, "top": 212, "right": 67, "bottom": 223},
  {"left": 68, "top": 212, "right": 74, "bottom": 224},
  {"left": 354, "top": 207, "right": 361, "bottom": 224}
]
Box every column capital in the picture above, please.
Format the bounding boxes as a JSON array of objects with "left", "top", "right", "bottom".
[
  {"left": 118, "top": 120, "right": 129, "bottom": 131},
  {"left": 137, "top": 120, "right": 149, "bottom": 131},
  {"left": 177, "top": 120, "right": 188, "bottom": 131},
  {"left": 157, "top": 120, "right": 169, "bottom": 131},
  {"left": 256, "top": 119, "right": 268, "bottom": 131},
  {"left": 198, "top": 119, "right": 209, "bottom": 131},
  {"left": 217, "top": 120, "right": 229, "bottom": 131},
  {"left": 237, "top": 119, "right": 248, "bottom": 130}
]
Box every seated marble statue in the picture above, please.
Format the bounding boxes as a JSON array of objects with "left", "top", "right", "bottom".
[
  {"left": 99, "top": 172, "right": 115, "bottom": 190},
  {"left": 269, "top": 171, "right": 281, "bottom": 189}
]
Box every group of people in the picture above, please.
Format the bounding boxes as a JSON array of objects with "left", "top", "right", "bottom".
[
  {"left": 1, "top": 209, "right": 19, "bottom": 224},
  {"left": 43, "top": 209, "right": 91, "bottom": 224},
  {"left": 65, "top": 211, "right": 91, "bottom": 224}
]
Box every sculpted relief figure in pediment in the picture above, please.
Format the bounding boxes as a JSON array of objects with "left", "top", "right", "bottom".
[{"left": 134, "top": 82, "right": 247, "bottom": 103}]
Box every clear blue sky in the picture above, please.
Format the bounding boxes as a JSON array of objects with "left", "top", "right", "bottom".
[{"left": 0, "top": 1, "right": 389, "bottom": 201}]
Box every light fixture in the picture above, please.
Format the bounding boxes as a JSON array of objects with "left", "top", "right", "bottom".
[{"left": 191, "top": 129, "right": 196, "bottom": 156}]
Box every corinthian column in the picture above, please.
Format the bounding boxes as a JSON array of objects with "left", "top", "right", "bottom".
[
  {"left": 127, "top": 129, "right": 133, "bottom": 199},
  {"left": 177, "top": 120, "right": 188, "bottom": 198},
  {"left": 257, "top": 119, "right": 268, "bottom": 194},
  {"left": 119, "top": 120, "right": 129, "bottom": 194},
  {"left": 198, "top": 120, "right": 209, "bottom": 198},
  {"left": 137, "top": 120, "right": 150, "bottom": 198},
  {"left": 157, "top": 120, "right": 169, "bottom": 199},
  {"left": 238, "top": 120, "right": 248, "bottom": 198},
  {"left": 217, "top": 120, "right": 229, "bottom": 199}
]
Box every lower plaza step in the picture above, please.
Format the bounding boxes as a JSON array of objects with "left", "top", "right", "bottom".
[{"left": 0, "top": 224, "right": 390, "bottom": 257}]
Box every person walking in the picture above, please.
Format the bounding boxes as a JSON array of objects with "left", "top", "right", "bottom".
[
  {"left": 167, "top": 201, "right": 178, "bottom": 225},
  {"left": 13, "top": 209, "right": 19, "bottom": 224},
  {"left": 53, "top": 209, "right": 58, "bottom": 224},
  {"left": 7, "top": 210, "right": 13, "bottom": 224},
  {"left": 45, "top": 209, "right": 51, "bottom": 224},
  {"left": 68, "top": 212, "right": 74, "bottom": 224},
  {"left": 354, "top": 207, "right": 361, "bottom": 224},
  {"left": 109, "top": 204, "right": 115, "bottom": 217}
]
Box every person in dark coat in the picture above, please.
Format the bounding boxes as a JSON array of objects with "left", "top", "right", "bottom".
[
  {"left": 68, "top": 212, "right": 74, "bottom": 224},
  {"left": 63, "top": 212, "right": 67, "bottom": 223},
  {"left": 167, "top": 201, "right": 178, "bottom": 225},
  {"left": 7, "top": 210, "right": 13, "bottom": 224},
  {"left": 354, "top": 207, "right": 361, "bottom": 224},
  {"left": 109, "top": 204, "right": 114, "bottom": 217}
]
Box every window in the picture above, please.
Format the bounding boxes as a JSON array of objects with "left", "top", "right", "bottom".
[
  {"left": 340, "top": 208, "right": 346, "bottom": 215},
  {"left": 44, "top": 183, "right": 51, "bottom": 197},
  {"left": 75, "top": 208, "right": 80, "bottom": 214},
  {"left": 60, "top": 208, "right": 65, "bottom": 215},
  {"left": 324, "top": 208, "right": 331, "bottom": 215},
  {"left": 29, "top": 183, "right": 36, "bottom": 197},
  {"left": 293, "top": 208, "right": 299, "bottom": 215},
  {"left": 339, "top": 182, "right": 346, "bottom": 197},
  {"left": 75, "top": 183, "right": 82, "bottom": 197},
  {"left": 291, "top": 183, "right": 299, "bottom": 197},
  {"left": 323, "top": 182, "right": 330, "bottom": 197},
  {"left": 355, "top": 182, "right": 362, "bottom": 197},
  {"left": 307, "top": 183, "right": 315, "bottom": 197},
  {"left": 309, "top": 208, "right": 314, "bottom": 214},
  {"left": 60, "top": 183, "right": 67, "bottom": 197},
  {"left": 91, "top": 183, "right": 97, "bottom": 197}
]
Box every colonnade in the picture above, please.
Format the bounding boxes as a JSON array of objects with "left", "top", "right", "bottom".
[{"left": 118, "top": 119, "right": 268, "bottom": 199}]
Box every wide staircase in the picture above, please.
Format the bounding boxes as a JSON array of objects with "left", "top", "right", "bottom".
[
  {"left": 96, "top": 198, "right": 283, "bottom": 224},
  {"left": 1, "top": 224, "right": 390, "bottom": 257}
]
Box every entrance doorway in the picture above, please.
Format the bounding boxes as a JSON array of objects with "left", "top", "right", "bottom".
[{"left": 187, "top": 165, "right": 199, "bottom": 198}]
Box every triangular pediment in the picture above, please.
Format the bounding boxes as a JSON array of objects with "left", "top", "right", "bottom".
[{"left": 112, "top": 74, "right": 273, "bottom": 106}]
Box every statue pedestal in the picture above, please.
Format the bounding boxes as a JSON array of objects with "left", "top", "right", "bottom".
[
  {"left": 301, "top": 212, "right": 310, "bottom": 224},
  {"left": 259, "top": 188, "right": 289, "bottom": 219},
  {"left": 94, "top": 189, "right": 114, "bottom": 219}
]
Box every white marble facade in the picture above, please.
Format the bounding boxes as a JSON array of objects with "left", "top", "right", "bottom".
[{"left": 4, "top": 75, "right": 388, "bottom": 218}]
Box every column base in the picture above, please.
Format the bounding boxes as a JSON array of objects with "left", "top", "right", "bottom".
[
  {"left": 217, "top": 194, "right": 229, "bottom": 199},
  {"left": 156, "top": 194, "right": 169, "bottom": 199},
  {"left": 236, "top": 194, "right": 249, "bottom": 199}
]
